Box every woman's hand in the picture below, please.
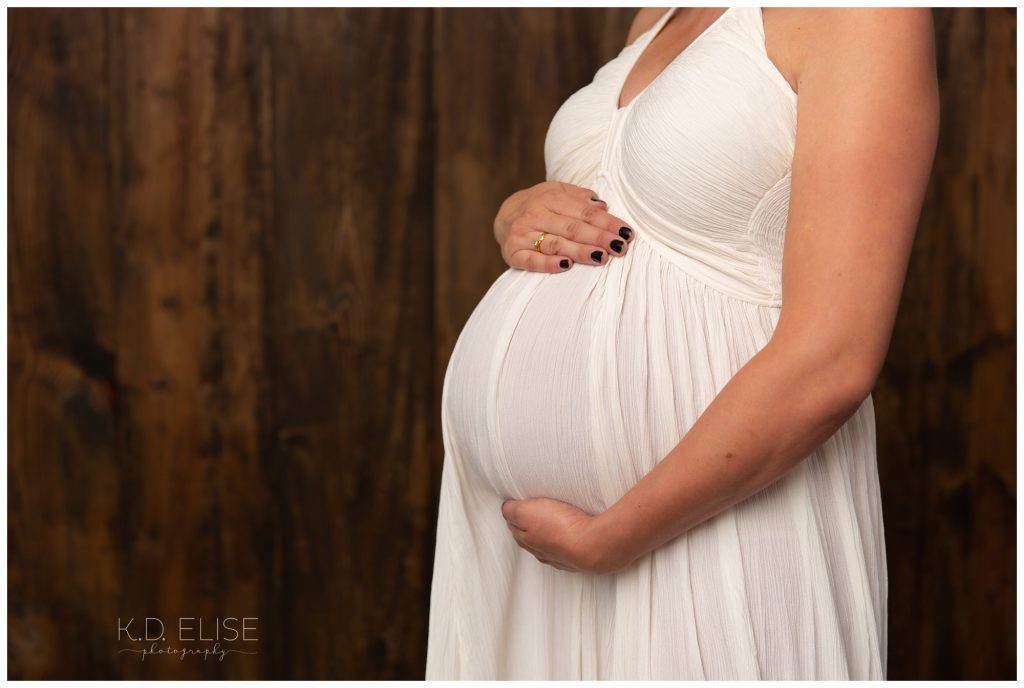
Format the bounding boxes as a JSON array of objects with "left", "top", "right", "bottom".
[
  {"left": 493, "top": 181, "right": 635, "bottom": 273},
  {"left": 500, "top": 497, "right": 635, "bottom": 574}
]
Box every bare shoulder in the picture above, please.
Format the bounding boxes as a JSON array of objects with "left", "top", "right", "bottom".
[
  {"left": 624, "top": 7, "right": 672, "bottom": 46},
  {"left": 783, "top": 7, "right": 939, "bottom": 193},
  {"left": 764, "top": 8, "right": 936, "bottom": 93}
]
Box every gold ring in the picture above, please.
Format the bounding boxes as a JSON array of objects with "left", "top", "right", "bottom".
[{"left": 532, "top": 231, "right": 547, "bottom": 252}]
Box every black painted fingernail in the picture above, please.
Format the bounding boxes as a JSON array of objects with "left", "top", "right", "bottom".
[
  {"left": 559, "top": 258, "right": 570, "bottom": 269},
  {"left": 610, "top": 239, "right": 624, "bottom": 253},
  {"left": 591, "top": 250, "right": 603, "bottom": 263},
  {"left": 619, "top": 226, "right": 633, "bottom": 240},
  {"left": 591, "top": 196, "right": 605, "bottom": 203}
]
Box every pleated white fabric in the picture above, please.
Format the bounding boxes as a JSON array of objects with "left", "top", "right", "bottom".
[{"left": 425, "top": 7, "right": 888, "bottom": 680}]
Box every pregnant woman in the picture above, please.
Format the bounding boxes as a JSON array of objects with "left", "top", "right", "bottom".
[{"left": 426, "top": 6, "right": 938, "bottom": 680}]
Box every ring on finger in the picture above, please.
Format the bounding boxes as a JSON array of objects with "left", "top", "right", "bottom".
[{"left": 532, "top": 231, "right": 547, "bottom": 252}]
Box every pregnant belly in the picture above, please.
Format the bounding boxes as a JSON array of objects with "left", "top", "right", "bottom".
[{"left": 441, "top": 239, "right": 762, "bottom": 515}]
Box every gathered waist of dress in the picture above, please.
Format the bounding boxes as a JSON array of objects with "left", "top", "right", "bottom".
[{"left": 591, "top": 170, "right": 783, "bottom": 308}]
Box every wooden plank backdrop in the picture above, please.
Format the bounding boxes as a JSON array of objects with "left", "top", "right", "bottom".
[{"left": 7, "top": 7, "right": 1016, "bottom": 680}]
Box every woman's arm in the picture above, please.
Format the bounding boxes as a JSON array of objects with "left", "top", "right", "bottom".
[{"left": 501, "top": 8, "right": 939, "bottom": 573}]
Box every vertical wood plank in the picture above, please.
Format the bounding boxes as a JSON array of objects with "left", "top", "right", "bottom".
[
  {"left": 260, "top": 7, "right": 436, "bottom": 678},
  {"left": 874, "top": 6, "right": 1016, "bottom": 681},
  {"left": 107, "top": 7, "right": 277, "bottom": 679},
  {"left": 8, "top": 8, "right": 119, "bottom": 679}
]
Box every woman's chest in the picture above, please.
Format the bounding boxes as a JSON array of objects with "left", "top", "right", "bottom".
[{"left": 542, "top": 9, "right": 798, "bottom": 224}]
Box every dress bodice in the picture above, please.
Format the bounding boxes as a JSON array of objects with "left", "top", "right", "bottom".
[{"left": 543, "top": 6, "right": 798, "bottom": 306}]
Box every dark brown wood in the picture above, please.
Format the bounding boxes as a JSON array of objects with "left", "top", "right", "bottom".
[
  {"left": 7, "top": 7, "right": 1016, "bottom": 680},
  {"left": 10, "top": 6, "right": 437, "bottom": 680},
  {"left": 106, "top": 8, "right": 278, "bottom": 680},
  {"left": 9, "top": 7, "right": 120, "bottom": 679},
  {"left": 874, "top": 6, "right": 1016, "bottom": 681}
]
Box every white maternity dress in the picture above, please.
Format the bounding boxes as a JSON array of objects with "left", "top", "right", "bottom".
[{"left": 425, "top": 6, "right": 888, "bottom": 680}]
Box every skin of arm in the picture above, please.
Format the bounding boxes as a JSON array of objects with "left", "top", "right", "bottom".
[{"left": 500, "top": 8, "right": 940, "bottom": 574}]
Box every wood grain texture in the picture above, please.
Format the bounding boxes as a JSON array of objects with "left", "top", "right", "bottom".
[
  {"left": 7, "top": 7, "right": 1015, "bottom": 680},
  {"left": 874, "top": 6, "right": 1016, "bottom": 681},
  {"left": 9, "top": 8, "right": 120, "bottom": 679}
]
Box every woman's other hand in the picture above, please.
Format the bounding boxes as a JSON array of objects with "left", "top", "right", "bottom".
[
  {"left": 493, "top": 181, "right": 635, "bottom": 272},
  {"left": 501, "top": 496, "right": 635, "bottom": 574}
]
